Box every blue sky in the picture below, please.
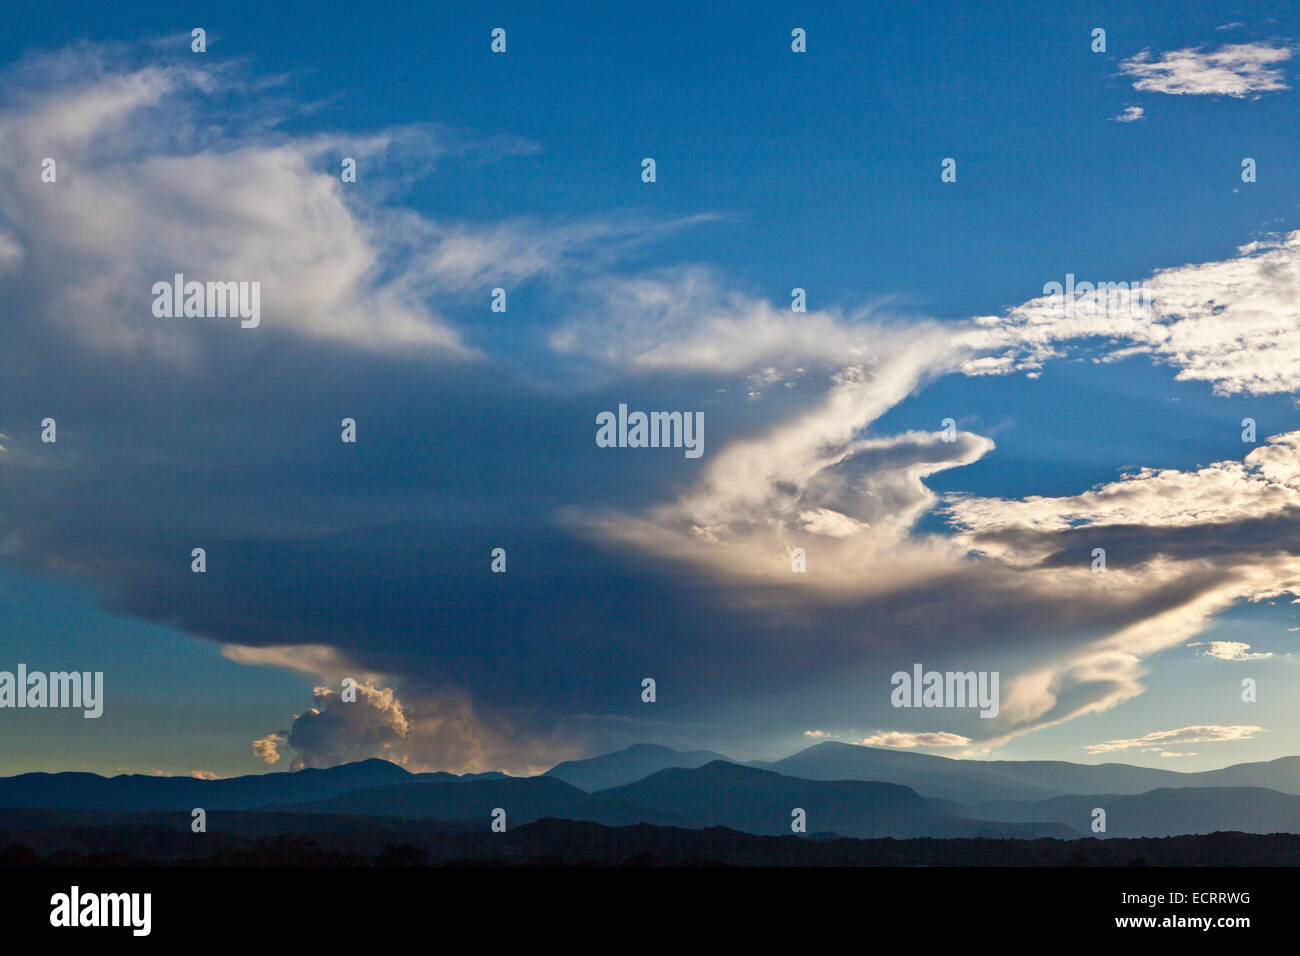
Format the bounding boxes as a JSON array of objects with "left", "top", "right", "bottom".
[{"left": 1, "top": 0, "right": 1298, "bottom": 777}]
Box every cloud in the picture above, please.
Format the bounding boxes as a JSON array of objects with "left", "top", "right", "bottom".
[
  {"left": 561, "top": 246, "right": 1300, "bottom": 750},
  {"left": 252, "top": 733, "right": 286, "bottom": 765},
  {"left": 0, "top": 59, "right": 477, "bottom": 363},
  {"left": 3, "top": 37, "right": 1299, "bottom": 774},
  {"left": 932, "top": 434, "right": 1300, "bottom": 739},
  {"left": 551, "top": 266, "right": 935, "bottom": 375},
  {"left": 273, "top": 680, "right": 574, "bottom": 775},
  {"left": 284, "top": 682, "right": 411, "bottom": 771},
  {"left": 568, "top": 283, "right": 990, "bottom": 600},
  {"left": 423, "top": 215, "right": 713, "bottom": 293},
  {"left": 1112, "top": 105, "right": 1145, "bottom": 122},
  {"left": 584, "top": 421, "right": 992, "bottom": 600},
  {"left": 584, "top": 401, "right": 1300, "bottom": 749},
  {"left": 1120, "top": 43, "right": 1291, "bottom": 97},
  {"left": 966, "top": 230, "right": 1300, "bottom": 396},
  {"left": 223, "top": 643, "right": 385, "bottom": 683},
  {"left": 857, "top": 731, "right": 972, "bottom": 749},
  {"left": 1085, "top": 725, "right": 1265, "bottom": 754},
  {"left": 565, "top": 228, "right": 1300, "bottom": 400},
  {"left": 942, "top": 432, "right": 1300, "bottom": 558},
  {"left": 1187, "top": 640, "right": 1273, "bottom": 661},
  {"left": 189, "top": 770, "right": 218, "bottom": 780}
]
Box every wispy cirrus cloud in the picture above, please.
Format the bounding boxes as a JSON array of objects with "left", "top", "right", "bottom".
[
  {"left": 1085, "top": 725, "right": 1266, "bottom": 754},
  {"left": 0, "top": 48, "right": 688, "bottom": 367},
  {"left": 858, "top": 731, "right": 973, "bottom": 749},
  {"left": 0, "top": 60, "right": 472, "bottom": 361}
]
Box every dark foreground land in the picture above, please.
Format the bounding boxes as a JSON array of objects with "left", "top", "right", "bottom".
[{"left": 3, "top": 810, "right": 1300, "bottom": 866}]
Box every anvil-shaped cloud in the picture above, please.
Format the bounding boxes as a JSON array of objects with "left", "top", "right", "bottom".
[{"left": 1, "top": 44, "right": 1297, "bottom": 771}]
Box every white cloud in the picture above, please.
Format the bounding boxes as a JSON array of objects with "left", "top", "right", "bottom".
[
  {"left": 551, "top": 266, "right": 926, "bottom": 373},
  {"left": 0, "top": 66, "right": 475, "bottom": 361},
  {"left": 1085, "top": 724, "right": 1266, "bottom": 754},
  {"left": 423, "top": 216, "right": 711, "bottom": 292},
  {"left": 563, "top": 230, "right": 1300, "bottom": 401},
  {"left": 1187, "top": 640, "right": 1273, "bottom": 661},
  {"left": 223, "top": 643, "right": 386, "bottom": 683},
  {"left": 965, "top": 230, "right": 1300, "bottom": 397},
  {"left": 0, "top": 53, "right": 719, "bottom": 375},
  {"left": 1113, "top": 105, "right": 1145, "bottom": 122},
  {"left": 1120, "top": 43, "right": 1291, "bottom": 97},
  {"left": 942, "top": 431, "right": 1300, "bottom": 558},
  {"left": 858, "top": 731, "right": 973, "bottom": 749}
]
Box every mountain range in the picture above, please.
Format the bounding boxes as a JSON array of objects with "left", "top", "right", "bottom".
[
  {"left": 5, "top": 742, "right": 1300, "bottom": 840},
  {"left": 754, "top": 742, "right": 1300, "bottom": 804},
  {"left": 545, "top": 743, "right": 731, "bottom": 791},
  {"left": 0, "top": 758, "right": 500, "bottom": 811},
  {"left": 280, "top": 760, "right": 1073, "bottom": 838}
]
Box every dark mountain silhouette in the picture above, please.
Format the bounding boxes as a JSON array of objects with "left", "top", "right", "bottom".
[
  {"left": 269, "top": 774, "right": 688, "bottom": 827},
  {"left": 971, "top": 786, "right": 1300, "bottom": 837},
  {"left": 269, "top": 761, "right": 1071, "bottom": 838},
  {"left": 5, "top": 809, "right": 1300, "bottom": 866},
  {"left": 0, "top": 758, "right": 495, "bottom": 811},
  {"left": 498, "top": 818, "right": 1300, "bottom": 866},
  {"left": 545, "top": 743, "right": 732, "bottom": 791},
  {"left": 6, "top": 747, "right": 1300, "bottom": 841}
]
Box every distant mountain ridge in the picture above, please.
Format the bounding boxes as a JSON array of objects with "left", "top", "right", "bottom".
[
  {"left": 597, "top": 761, "right": 1073, "bottom": 838},
  {"left": 751, "top": 742, "right": 1300, "bottom": 804},
  {"left": 4, "top": 742, "right": 1300, "bottom": 840},
  {"left": 274, "top": 760, "right": 1074, "bottom": 839},
  {"left": 971, "top": 786, "right": 1300, "bottom": 838},
  {"left": 545, "top": 743, "right": 732, "bottom": 791},
  {"left": 0, "top": 758, "right": 501, "bottom": 811}
]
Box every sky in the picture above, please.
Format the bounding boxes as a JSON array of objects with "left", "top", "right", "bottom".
[{"left": 1, "top": 0, "right": 1299, "bottom": 778}]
